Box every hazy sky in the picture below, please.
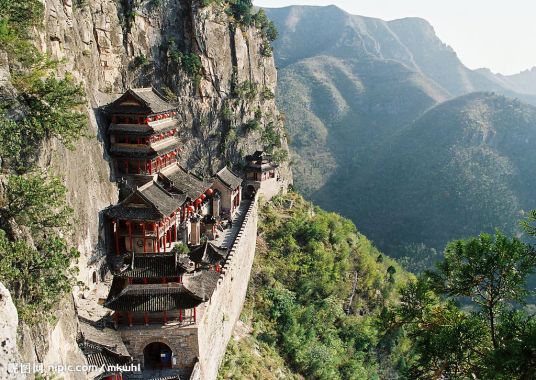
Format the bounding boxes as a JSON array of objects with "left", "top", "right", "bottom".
[{"left": 253, "top": 0, "right": 535, "bottom": 75}]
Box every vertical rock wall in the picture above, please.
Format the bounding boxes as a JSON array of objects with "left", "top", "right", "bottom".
[{"left": 0, "top": 283, "right": 21, "bottom": 379}]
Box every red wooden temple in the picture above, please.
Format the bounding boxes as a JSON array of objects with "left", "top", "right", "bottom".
[{"left": 106, "top": 87, "right": 180, "bottom": 177}]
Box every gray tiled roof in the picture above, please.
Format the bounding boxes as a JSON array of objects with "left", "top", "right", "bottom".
[
  {"left": 108, "top": 119, "right": 178, "bottom": 136},
  {"left": 130, "top": 88, "right": 175, "bottom": 114},
  {"left": 108, "top": 88, "right": 175, "bottom": 115},
  {"left": 109, "top": 136, "right": 179, "bottom": 158},
  {"left": 104, "top": 284, "right": 202, "bottom": 312},
  {"left": 104, "top": 182, "right": 183, "bottom": 221},
  {"left": 78, "top": 320, "right": 130, "bottom": 357},
  {"left": 116, "top": 253, "right": 190, "bottom": 279},
  {"left": 104, "top": 270, "right": 220, "bottom": 312},
  {"left": 182, "top": 270, "right": 220, "bottom": 300},
  {"left": 140, "top": 181, "right": 182, "bottom": 215},
  {"left": 245, "top": 150, "right": 279, "bottom": 171},
  {"left": 189, "top": 242, "right": 228, "bottom": 265},
  {"left": 159, "top": 164, "right": 211, "bottom": 200},
  {"left": 215, "top": 167, "right": 242, "bottom": 190},
  {"left": 77, "top": 320, "right": 131, "bottom": 367}
]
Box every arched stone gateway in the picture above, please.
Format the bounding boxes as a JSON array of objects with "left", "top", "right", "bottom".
[{"left": 143, "top": 342, "right": 173, "bottom": 370}]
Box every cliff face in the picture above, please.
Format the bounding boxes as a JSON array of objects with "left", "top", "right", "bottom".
[
  {"left": 0, "top": 0, "right": 290, "bottom": 377},
  {"left": 0, "top": 283, "right": 20, "bottom": 379},
  {"left": 45, "top": 0, "right": 289, "bottom": 173}
]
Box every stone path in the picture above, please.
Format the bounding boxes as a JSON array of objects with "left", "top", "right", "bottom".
[{"left": 211, "top": 199, "right": 252, "bottom": 249}]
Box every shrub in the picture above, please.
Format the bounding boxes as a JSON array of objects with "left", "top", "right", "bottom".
[
  {"left": 1, "top": 71, "right": 88, "bottom": 171},
  {"left": 222, "top": 103, "right": 233, "bottom": 121},
  {"left": 0, "top": 231, "right": 79, "bottom": 324},
  {"left": 167, "top": 40, "right": 203, "bottom": 86},
  {"left": 243, "top": 118, "right": 260, "bottom": 132},
  {"left": 260, "top": 41, "right": 273, "bottom": 57},
  {"left": 3, "top": 173, "right": 73, "bottom": 232},
  {"left": 226, "top": 0, "right": 254, "bottom": 25},
  {"left": 133, "top": 54, "right": 149, "bottom": 68},
  {"left": 181, "top": 53, "right": 203, "bottom": 79},
  {"left": 261, "top": 86, "right": 275, "bottom": 100},
  {"left": 262, "top": 122, "right": 281, "bottom": 151},
  {"left": 271, "top": 148, "right": 289, "bottom": 163},
  {"left": 0, "top": 172, "right": 79, "bottom": 324},
  {"left": 252, "top": 9, "right": 278, "bottom": 41},
  {"left": 235, "top": 80, "right": 258, "bottom": 100}
]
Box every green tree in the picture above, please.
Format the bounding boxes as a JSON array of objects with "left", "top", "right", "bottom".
[
  {"left": 483, "top": 310, "right": 536, "bottom": 379},
  {"left": 227, "top": 0, "right": 254, "bottom": 24},
  {"left": 388, "top": 277, "right": 488, "bottom": 379},
  {"left": 2, "top": 173, "right": 73, "bottom": 232},
  {"left": 1, "top": 70, "right": 88, "bottom": 170},
  {"left": 430, "top": 231, "right": 536, "bottom": 348},
  {"left": 0, "top": 231, "right": 79, "bottom": 323}
]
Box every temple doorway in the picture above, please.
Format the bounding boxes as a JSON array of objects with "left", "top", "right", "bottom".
[
  {"left": 247, "top": 185, "right": 256, "bottom": 199},
  {"left": 143, "top": 342, "right": 173, "bottom": 369}
]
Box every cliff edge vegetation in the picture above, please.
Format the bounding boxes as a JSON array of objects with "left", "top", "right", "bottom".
[
  {"left": 219, "top": 192, "right": 412, "bottom": 379},
  {"left": 0, "top": 0, "right": 87, "bottom": 324},
  {"left": 219, "top": 193, "right": 536, "bottom": 380}
]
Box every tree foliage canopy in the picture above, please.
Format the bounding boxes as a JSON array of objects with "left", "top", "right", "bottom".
[{"left": 388, "top": 230, "right": 536, "bottom": 379}]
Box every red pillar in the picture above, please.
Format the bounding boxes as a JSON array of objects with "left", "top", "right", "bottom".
[
  {"left": 153, "top": 223, "right": 157, "bottom": 252},
  {"left": 163, "top": 224, "right": 167, "bottom": 253},
  {"left": 141, "top": 223, "right": 146, "bottom": 253},
  {"left": 193, "top": 307, "right": 196, "bottom": 323},
  {"left": 149, "top": 160, "right": 153, "bottom": 175},
  {"left": 179, "top": 309, "right": 183, "bottom": 323},
  {"left": 127, "top": 312, "right": 133, "bottom": 327},
  {"left": 113, "top": 220, "right": 120, "bottom": 255},
  {"left": 144, "top": 312, "right": 148, "bottom": 325},
  {"left": 163, "top": 311, "right": 168, "bottom": 324},
  {"left": 127, "top": 221, "right": 133, "bottom": 253}
]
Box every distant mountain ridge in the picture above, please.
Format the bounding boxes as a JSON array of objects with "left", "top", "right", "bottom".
[
  {"left": 269, "top": 5, "right": 536, "bottom": 102},
  {"left": 265, "top": 5, "right": 536, "bottom": 265},
  {"left": 350, "top": 92, "right": 536, "bottom": 253}
]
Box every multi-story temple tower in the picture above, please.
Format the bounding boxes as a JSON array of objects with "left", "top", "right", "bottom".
[{"left": 106, "top": 88, "right": 179, "bottom": 178}]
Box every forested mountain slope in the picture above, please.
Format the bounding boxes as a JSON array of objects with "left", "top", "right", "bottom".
[
  {"left": 265, "top": 5, "right": 536, "bottom": 264},
  {"left": 219, "top": 193, "right": 412, "bottom": 379},
  {"left": 337, "top": 93, "right": 536, "bottom": 265}
]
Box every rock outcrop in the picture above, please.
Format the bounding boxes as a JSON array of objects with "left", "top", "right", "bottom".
[{"left": 0, "top": 283, "right": 20, "bottom": 379}]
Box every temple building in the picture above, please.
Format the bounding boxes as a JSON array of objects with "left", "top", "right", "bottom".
[
  {"left": 244, "top": 150, "right": 282, "bottom": 199},
  {"left": 104, "top": 181, "right": 183, "bottom": 254},
  {"left": 104, "top": 267, "right": 220, "bottom": 372},
  {"left": 212, "top": 167, "right": 242, "bottom": 219},
  {"left": 245, "top": 150, "right": 278, "bottom": 182},
  {"left": 80, "top": 88, "right": 262, "bottom": 379},
  {"left": 106, "top": 88, "right": 180, "bottom": 178}
]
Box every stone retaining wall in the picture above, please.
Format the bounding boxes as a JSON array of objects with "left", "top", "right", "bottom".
[{"left": 194, "top": 196, "right": 259, "bottom": 380}]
